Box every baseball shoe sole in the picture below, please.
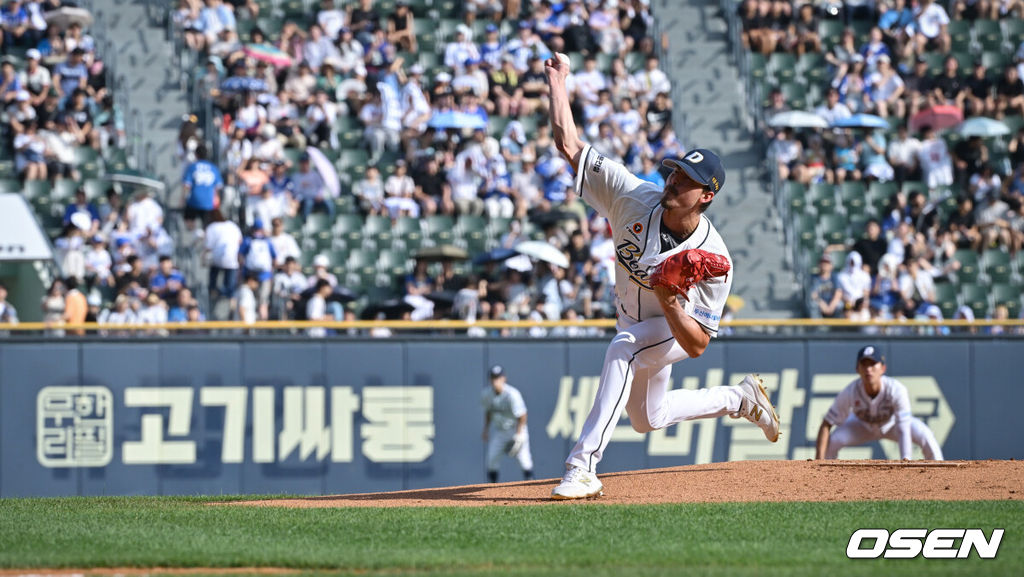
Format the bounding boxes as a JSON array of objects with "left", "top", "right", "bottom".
[{"left": 732, "top": 374, "right": 781, "bottom": 442}]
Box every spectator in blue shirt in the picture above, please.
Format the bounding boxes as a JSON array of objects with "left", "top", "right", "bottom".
[
  {"left": 150, "top": 255, "right": 187, "bottom": 303},
  {"left": 183, "top": 144, "right": 224, "bottom": 224},
  {"left": 636, "top": 155, "right": 665, "bottom": 188},
  {"left": 0, "top": 0, "right": 29, "bottom": 48},
  {"left": 239, "top": 222, "right": 277, "bottom": 320},
  {"left": 266, "top": 159, "right": 295, "bottom": 198},
  {"left": 53, "top": 48, "right": 89, "bottom": 100},
  {"left": 63, "top": 187, "right": 101, "bottom": 230}
]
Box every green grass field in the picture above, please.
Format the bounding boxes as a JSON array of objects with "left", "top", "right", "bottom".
[{"left": 0, "top": 497, "right": 1020, "bottom": 577}]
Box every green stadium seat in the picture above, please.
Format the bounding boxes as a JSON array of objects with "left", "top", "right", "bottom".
[
  {"left": 808, "top": 182, "right": 838, "bottom": 215},
  {"left": 798, "top": 52, "right": 827, "bottom": 85},
  {"left": 0, "top": 178, "right": 21, "bottom": 193},
  {"left": 23, "top": 179, "right": 51, "bottom": 200},
  {"left": 347, "top": 247, "right": 379, "bottom": 269},
  {"left": 784, "top": 181, "right": 807, "bottom": 213},
  {"left": 746, "top": 52, "right": 766, "bottom": 83},
  {"left": 818, "top": 20, "right": 844, "bottom": 50},
  {"left": 920, "top": 52, "right": 945, "bottom": 77},
  {"left": 486, "top": 217, "right": 515, "bottom": 240},
  {"left": 768, "top": 53, "right": 798, "bottom": 83},
  {"left": 818, "top": 213, "right": 849, "bottom": 246},
  {"left": 974, "top": 19, "right": 1003, "bottom": 52},
  {"left": 1004, "top": 18, "right": 1024, "bottom": 46},
  {"left": 960, "top": 283, "right": 989, "bottom": 319},
  {"left": 304, "top": 213, "right": 332, "bottom": 234},
  {"left": 363, "top": 215, "right": 391, "bottom": 236},
  {"left": 982, "top": 250, "right": 1012, "bottom": 284},
  {"left": 981, "top": 52, "right": 1010, "bottom": 80},
  {"left": 901, "top": 180, "right": 928, "bottom": 197},
  {"left": 948, "top": 20, "right": 971, "bottom": 52},
  {"left": 990, "top": 283, "right": 1022, "bottom": 319},
  {"left": 778, "top": 82, "right": 807, "bottom": 110},
  {"left": 625, "top": 51, "right": 647, "bottom": 73},
  {"left": 795, "top": 213, "right": 817, "bottom": 249},
  {"left": 73, "top": 147, "right": 100, "bottom": 178},
  {"left": 954, "top": 249, "right": 980, "bottom": 285},
  {"left": 934, "top": 282, "right": 958, "bottom": 319},
  {"left": 52, "top": 179, "right": 78, "bottom": 202},
  {"left": 839, "top": 181, "right": 867, "bottom": 217}
]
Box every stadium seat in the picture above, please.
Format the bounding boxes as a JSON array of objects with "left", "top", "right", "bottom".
[
  {"left": 981, "top": 52, "right": 1010, "bottom": 80},
  {"left": 52, "top": 179, "right": 78, "bottom": 202},
  {"left": 784, "top": 181, "right": 807, "bottom": 213},
  {"left": 818, "top": 213, "right": 849, "bottom": 247},
  {"left": 808, "top": 182, "right": 838, "bottom": 215},
  {"left": 974, "top": 19, "right": 1003, "bottom": 52},
  {"left": 1004, "top": 18, "right": 1024, "bottom": 46},
  {"left": 377, "top": 248, "right": 410, "bottom": 278},
  {"left": 768, "top": 53, "right": 798, "bottom": 83},
  {"left": 990, "top": 283, "right": 1022, "bottom": 319},
  {"left": 920, "top": 52, "right": 945, "bottom": 76},
  {"left": 778, "top": 82, "right": 807, "bottom": 110},
  {"left": 934, "top": 282, "right": 958, "bottom": 319},
  {"left": 982, "top": 250, "right": 1012, "bottom": 284},
  {"left": 0, "top": 178, "right": 21, "bottom": 193},
  {"left": 818, "top": 20, "right": 844, "bottom": 50},
  {"left": 948, "top": 20, "right": 971, "bottom": 52},
  {"left": 23, "top": 179, "right": 51, "bottom": 201},
  {"left": 960, "top": 283, "right": 989, "bottom": 319},
  {"left": 839, "top": 181, "right": 867, "bottom": 217},
  {"left": 954, "top": 250, "right": 980, "bottom": 285},
  {"left": 794, "top": 213, "right": 817, "bottom": 249},
  {"left": 393, "top": 216, "right": 424, "bottom": 252},
  {"left": 798, "top": 52, "right": 827, "bottom": 85}
]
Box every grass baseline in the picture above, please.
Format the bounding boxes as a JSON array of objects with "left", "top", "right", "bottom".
[{"left": 0, "top": 497, "right": 1019, "bottom": 577}]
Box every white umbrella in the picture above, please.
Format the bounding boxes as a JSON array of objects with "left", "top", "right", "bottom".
[
  {"left": 305, "top": 146, "right": 340, "bottom": 198},
  {"left": 44, "top": 7, "right": 93, "bottom": 30},
  {"left": 957, "top": 117, "right": 1010, "bottom": 137},
  {"left": 514, "top": 240, "right": 569, "bottom": 269},
  {"left": 768, "top": 110, "right": 829, "bottom": 129}
]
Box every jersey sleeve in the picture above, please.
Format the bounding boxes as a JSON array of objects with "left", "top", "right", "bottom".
[
  {"left": 824, "top": 382, "right": 854, "bottom": 426},
  {"left": 682, "top": 259, "right": 732, "bottom": 337},
  {"left": 892, "top": 379, "right": 913, "bottom": 424},
  {"left": 508, "top": 387, "right": 527, "bottom": 419},
  {"left": 573, "top": 143, "right": 646, "bottom": 217}
]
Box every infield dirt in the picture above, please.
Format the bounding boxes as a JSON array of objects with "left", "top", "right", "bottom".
[{"left": 227, "top": 459, "right": 1023, "bottom": 508}]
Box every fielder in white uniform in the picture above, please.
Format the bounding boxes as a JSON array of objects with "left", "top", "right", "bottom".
[
  {"left": 482, "top": 365, "right": 534, "bottom": 483},
  {"left": 545, "top": 52, "right": 781, "bottom": 500},
  {"left": 816, "top": 346, "right": 944, "bottom": 460}
]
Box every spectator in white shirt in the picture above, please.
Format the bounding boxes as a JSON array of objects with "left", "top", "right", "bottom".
[
  {"left": 384, "top": 160, "right": 419, "bottom": 218},
  {"left": 836, "top": 251, "right": 873, "bottom": 308},
  {"left": 354, "top": 164, "right": 387, "bottom": 216},
  {"left": 292, "top": 153, "right": 335, "bottom": 220},
  {"left": 572, "top": 56, "right": 608, "bottom": 106},
  {"left": 272, "top": 256, "right": 308, "bottom": 320},
  {"left": 236, "top": 272, "right": 260, "bottom": 324},
  {"left": 444, "top": 25, "right": 481, "bottom": 72},
  {"left": 887, "top": 125, "right": 921, "bottom": 183},
  {"left": 126, "top": 190, "right": 164, "bottom": 236},
  {"left": 915, "top": 125, "right": 954, "bottom": 191},
  {"left": 305, "top": 278, "right": 333, "bottom": 337},
  {"left": 631, "top": 55, "right": 671, "bottom": 104},
  {"left": 316, "top": 0, "right": 346, "bottom": 40},
  {"left": 905, "top": 0, "right": 950, "bottom": 56},
  {"left": 269, "top": 217, "right": 301, "bottom": 267},
  {"left": 204, "top": 209, "right": 243, "bottom": 307}
]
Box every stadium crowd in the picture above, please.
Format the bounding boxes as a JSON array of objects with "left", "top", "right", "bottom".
[
  {"left": 0, "top": 0, "right": 685, "bottom": 333},
  {"left": 745, "top": 0, "right": 1024, "bottom": 328}
]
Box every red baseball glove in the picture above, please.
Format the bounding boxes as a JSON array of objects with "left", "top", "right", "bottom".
[{"left": 648, "top": 249, "right": 731, "bottom": 299}]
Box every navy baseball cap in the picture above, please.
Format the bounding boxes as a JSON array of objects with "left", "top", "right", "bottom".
[
  {"left": 856, "top": 345, "right": 885, "bottom": 365},
  {"left": 489, "top": 365, "right": 505, "bottom": 378},
  {"left": 662, "top": 149, "right": 726, "bottom": 194}
]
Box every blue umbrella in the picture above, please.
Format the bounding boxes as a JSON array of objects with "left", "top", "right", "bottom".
[
  {"left": 219, "top": 76, "right": 270, "bottom": 94},
  {"left": 831, "top": 114, "right": 889, "bottom": 129},
  {"left": 428, "top": 110, "right": 488, "bottom": 130},
  {"left": 957, "top": 117, "right": 1010, "bottom": 137},
  {"left": 472, "top": 247, "right": 518, "bottom": 265}
]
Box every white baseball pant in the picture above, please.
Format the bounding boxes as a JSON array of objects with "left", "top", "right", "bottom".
[
  {"left": 567, "top": 315, "right": 745, "bottom": 473},
  {"left": 826, "top": 415, "right": 944, "bottom": 460},
  {"left": 487, "top": 430, "right": 533, "bottom": 473}
]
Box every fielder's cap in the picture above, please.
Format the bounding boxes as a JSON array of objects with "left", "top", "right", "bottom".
[
  {"left": 489, "top": 364, "right": 505, "bottom": 378},
  {"left": 856, "top": 345, "right": 885, "bottom": 365},
  {"left": 662, "top": 149, "right": 726, "bottom": 193},
  {"left": 313, "top": 254, "right": 330, "bottom": 267}
]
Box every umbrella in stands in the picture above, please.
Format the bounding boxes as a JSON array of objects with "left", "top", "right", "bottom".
[
  {"left": 414, "top": 245, "right": 469, "bottom": 261},
  {"left": 472, "top": 247, "right": 518, "bottom": 265},
  {"left": 832, "top": 113, "right": 889, "bottom": 129},
  {"left": 514, "top": 240, "right": 569, "bottom": 269},
  {"left": 909, "top": 105, "right": 963, "bottom": 133},
  {"left": 219, "top": 76, "right": 269, "bottom": 94},
  {"left": 428, "top": 110, "right": 488, "bottom": 130},
  {"left": 304, "top": 146, "right": 340, "bottom": 199},
  {"left": 957, "top": 117, "right": 1010, "bottom": 137},
  {"left": 768, "top": 110, "right": 829, "bottom": 129},
  {"left": 43, "top": 7, "right": 93, "bottom": 30},
  {"left": 243, "top": 43, "right": 293, "bottom": 68},
  {"left": 361, "top": 299, "right": 416, "bottom": 320}
]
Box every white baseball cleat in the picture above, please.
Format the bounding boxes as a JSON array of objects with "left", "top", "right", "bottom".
[
  {"left": 731, "top": 374, "right": 781, "bottom": 442},
  {"left": 551, "top": 466, "right": 604, "bottom": 500}
]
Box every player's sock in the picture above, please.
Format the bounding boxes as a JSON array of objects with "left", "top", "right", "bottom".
[
  {"left": 487, "top": 471, "right": 498, "bottom": 483},
  {"left": 523, "top": 470, "right": 533, "bottom": 480}
]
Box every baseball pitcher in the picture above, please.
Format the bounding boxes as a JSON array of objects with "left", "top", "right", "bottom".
[
  {"left": 482, "top": 365, "right": 534, "bottom": 483},
  {"left": 545, "top": 52, "right": 781, "bottom": 500},
  {"left": 815, "top": 346, "right": 944, "bottom": 460}
]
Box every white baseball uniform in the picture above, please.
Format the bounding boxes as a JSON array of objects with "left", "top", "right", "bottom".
[
  {"left": 566, "top": 144, "right": 744, "bottom": 473},
  {"left": 482, "top": 383, "right": 533, "bottom": 473},
  {"left": 823, "top": 375, "right": 943, "bottom": 460}
]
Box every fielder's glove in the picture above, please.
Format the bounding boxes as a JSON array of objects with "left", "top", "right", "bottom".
[
  {"left": 649, "top": 249, "right": 730, "bottom": 300},
  {"left": 508, "top": 432, "right": 526, "bottom": 457}
]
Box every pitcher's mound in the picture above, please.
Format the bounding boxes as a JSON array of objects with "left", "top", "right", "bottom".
[{"left": 227, "top": 460, "right": 1022, "bottom": 508}]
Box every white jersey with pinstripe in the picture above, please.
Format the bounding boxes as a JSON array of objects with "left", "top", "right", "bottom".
[
  {"left": 824, "top": 375, "right": 913, "bottom": 434},
  {"left": 573, "top": 143, "right": 733, "bottom": 335}
]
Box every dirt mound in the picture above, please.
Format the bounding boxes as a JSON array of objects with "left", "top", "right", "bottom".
[{"left": 227, "top": 459, "right": 1022, "bottom": 508}]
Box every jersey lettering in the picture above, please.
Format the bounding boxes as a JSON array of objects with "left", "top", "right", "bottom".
[
  {"left": 685, "top": 151, "right": 704, "bottom": 163},
  {"left": 615, "top": 240, "right": 651, "bottom": 288},
  {"left": 592, "top": 155, "right": 605, "bottom": 174}
]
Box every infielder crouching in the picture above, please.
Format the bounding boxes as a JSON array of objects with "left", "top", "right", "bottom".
[
  {"left": 482, "top": 365, "right": 533, "bottom": 482},
  {"left": 816, "top": 346, "right": 944, "bottom": 460}
]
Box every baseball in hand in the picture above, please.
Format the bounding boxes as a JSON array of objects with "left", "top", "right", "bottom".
[{"left": 556, "top": 52, "right": 571, "bottom": 68}]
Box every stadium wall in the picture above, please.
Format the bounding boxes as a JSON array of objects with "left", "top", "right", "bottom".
[{"left": 0, "top": 337, "right": 1019, "bottom": 497}]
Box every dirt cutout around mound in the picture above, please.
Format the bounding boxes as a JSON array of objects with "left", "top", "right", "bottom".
[{"left": 227, "top": 459, "right": 1022, "bottom": 508}]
